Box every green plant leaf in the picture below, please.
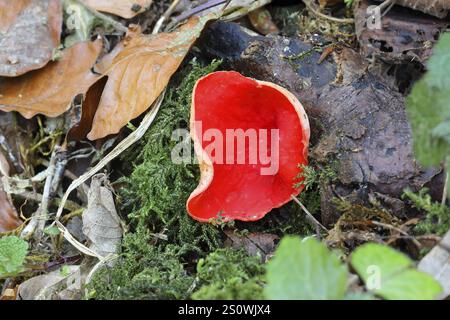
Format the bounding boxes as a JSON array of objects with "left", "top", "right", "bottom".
[
  {"left": 351, "top": 243, "right": 442, "bottom": 300},
  {"left": 406, "top": 32, "right": 450, "bottom": 199},
  {"left": 0, "top": 236, "right": 28, "bottom": 276},
  {"left": 265, "top": 236, "right": 348, "bottom": 300}
]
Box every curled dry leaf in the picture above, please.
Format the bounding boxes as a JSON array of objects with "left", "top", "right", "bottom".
[
  {"left": 0, "top": 152, "right": 22, "bottom": 233},
  {"left": 0, "top": 40, "right": 102, "bottom": 119},
  {"left": 87, "top": 15, "right": 217, "bottom": 140},
  {"left": 82, "top": 174, "right": 122, "bottom": 258},
  {"left": 81, "top": 0, "right": 153, "bottom": 18},
  {"left": 0, "top": 0, "right": 62, "bottom": 77}
]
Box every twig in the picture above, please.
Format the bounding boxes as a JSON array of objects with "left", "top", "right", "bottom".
[
  {"left": 173, "top": 0, "right": 226, "bottom": 24},
  {"left": 152, "top": 0, "right": 182, "bottom": 34},
  {"left": 442, "top": 160, "right": 448, "bottom": 206},
  {"left": 291, "top": 195, "right": 328, "bottom": 233},
  {"left": 21, "top": 145, "right": 61, "bottom": 240},
  {"left": 303, "top": 0, "right": 355, "bottom": 24},
  {"left": 371, "top": 220, "right": 421, "bottom": 248}
]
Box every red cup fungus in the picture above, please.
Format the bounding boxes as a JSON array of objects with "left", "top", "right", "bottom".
[{"left": 187, "top": 71, "right": 310, "bottom": 222}]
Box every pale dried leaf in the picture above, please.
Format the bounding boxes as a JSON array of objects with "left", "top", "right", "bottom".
[
  {"left": 418, "top": 229, "right": 450, "bottom": 299},
  {"left": 87, "top": 15, "right": 217, "bottom": 140},
  {"left": 0, "top": 40, "right": 102, "bottom": 119},
  {"left": 0, "top": 0, "right": 62, "bottom": 77},
  {"left": 17, "top": 266, "right": 81, "bottom": 300},
  {"left": 81, "top": 0, "right": 153, "bottom": 18},
  {"left": 82, "top": 174, "right": 122, "bottom": 258}
]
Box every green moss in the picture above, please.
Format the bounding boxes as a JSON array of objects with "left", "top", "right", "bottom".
[
  {"left": 191, "top": 248, "right": 265, "bottom": 300},
  {"left": 119, "top": 59, "right": 222, "bottom": 254},
  {"left": 403, "top": 188, "right": 450, "bottom": 236},
  {"left": 87, "top": 226, "right": 194, "bottom": 300}
]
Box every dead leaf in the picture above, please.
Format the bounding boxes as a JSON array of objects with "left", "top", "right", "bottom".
[
  {"left": 0, "top": 0, "right": 62, "bottom": 77},
  {"left": 0, "top": 152, "right": 22, "bottom": 233},
  {"left": 418, "top": 229, "right": 450, "bottom": 299},
  {"left": 0, "top": 287, "right": 17, "bottom": 300},
  {"left": 374, "top": 0, "right": 450, "bottom": 18},
  {"left": 248, "top": 7, "right": 279, "bottom": 35},
  {"left": 67, "top": 77, "right": 107, "bottom": 141},
  {"left": 87, "top": 15, "right": 216, "bottom": 140},
  {"left": 354, "top": 0, "right": 448, "bottom": 63},
  {"left": 81, "top": 0, "right": 153, "bottom": 18},
  {"left": 82, "top": 174, "right": 122, "bottom": 258},
  {"left": 0, "top": 40, "right": 102, "bottom": 119},
  {"left": 224, "top": 230, "right": 278, "bottom": 259},
  {"left": 0, "top": 0, "right": 31, "bottom": 33},
  {"left": 17, "top": 266, "right": 81, "bottom": 300}
]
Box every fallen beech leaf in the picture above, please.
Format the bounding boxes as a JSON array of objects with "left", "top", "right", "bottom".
[
  {"left": 0, "top": 0, "right": 62, "bottom": 77},
  {"left": 0, "top": 0, "right": 30, "bottom": 32},
  {"left": 81, "top": 0, "right": 153, "bottom": 18},
  {"left": 87, "top": 15, "right": 216, "bottom": 140},
  {"left": 82, "top": 174, "right": 122, "bottom": 258},
  {"left": 0, "top": 40, "right": 102, "bottom": 119},
  {"left": 0, "top": 152, "right": 22, "bottom": 233}
]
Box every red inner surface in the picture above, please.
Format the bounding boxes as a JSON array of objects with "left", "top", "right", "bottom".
[{"left": 188, "top": 71, "right": 307, "bottom": 221}]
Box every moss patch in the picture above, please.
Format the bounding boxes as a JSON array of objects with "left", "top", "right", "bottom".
[
  {"left": 118, "top": 59, "right": 223, "bottom": 254},
  {"left": 191, "top": 248, "right": 265, "bottom": 300}
]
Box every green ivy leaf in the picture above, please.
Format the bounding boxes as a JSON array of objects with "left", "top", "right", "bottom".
[
  {"left": 265, "top": 236, "right": 348, "bottom": 300},
  {"left": 0, "top": 236, "right": 28, "bottom": 276},
  {"left": 351, "top": 243, "right": 442, "bottom": 300},
  {"left": 406, "top": 32, "right": 450, "bottom": 198}
]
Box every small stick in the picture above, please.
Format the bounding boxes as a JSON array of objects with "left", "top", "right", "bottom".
[
  {"left": 152, "top": 0, "right": 182, "bottom": 34},
  {"left": 442, "top": 160, "right": 448, "bottom": 206},
  {"left": 291, "top": 195, "right": 328, "bottom": 233}
]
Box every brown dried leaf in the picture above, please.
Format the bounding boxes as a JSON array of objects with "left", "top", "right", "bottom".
[
  {"left": 375, "top": 0, "right": 450, "bottom": 18},
  {"left": 81, "top": 0, "right": 153, "bottom": 18},
  {"left": 87, "top": 15, "right": 216, "bottom": 140},
  {"left": 0, "top": 40, "right": 102, "bottom": 119},
  {"left": 0, "top": 0, "right": 62, "bottom": 77},
  {"left": 248, "top": 7, "right": 279, "bottom": 35},
  {"left": 355, "top": 0, "right": 448, "bottom": 63},
  {"left": 224, "top": 230, "right": 279, "bottom": 259},
  {"left": 67, "top": 77, "right": 107, "bottom": 141}
]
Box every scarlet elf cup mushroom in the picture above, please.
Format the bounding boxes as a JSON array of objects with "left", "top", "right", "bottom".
[{"left": 187, "top": 71, "right": 310, "bottom": 222}]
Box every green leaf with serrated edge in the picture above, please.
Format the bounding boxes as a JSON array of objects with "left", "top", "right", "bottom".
[
  {"left": 265, "top": 237, "right": 348, "bottom": 300},
  {"left": 351, "top": 243, "right": 442, "bottom": 300},
  {"left": 0, "top": 236, "right": 28, "bottom": 276}
]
